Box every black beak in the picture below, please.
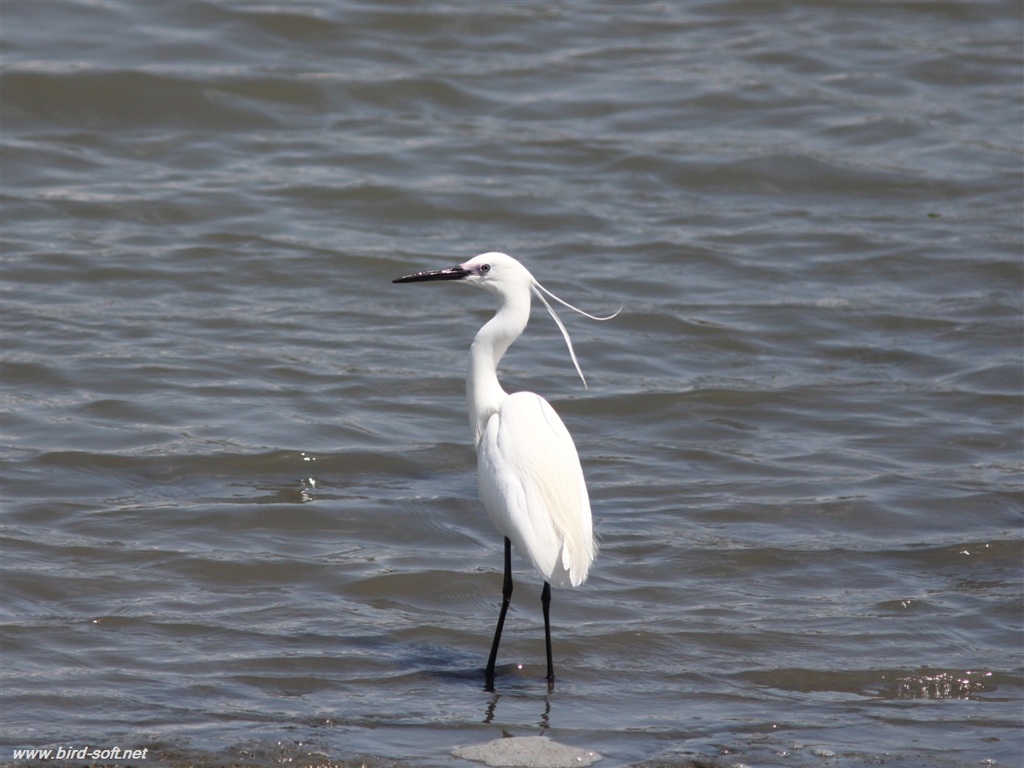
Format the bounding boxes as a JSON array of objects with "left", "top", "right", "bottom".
[{"left": 393, "top": 265, "right": 470, "bottom": 284}]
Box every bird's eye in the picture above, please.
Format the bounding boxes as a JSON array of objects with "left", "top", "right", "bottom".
[{"left": 479, "top": 264, "right": 491, "bottom": 274}]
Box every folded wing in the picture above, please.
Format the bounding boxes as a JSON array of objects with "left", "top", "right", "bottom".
[{"left": 476, "top": 391, "right": 595, "bottom": 587}]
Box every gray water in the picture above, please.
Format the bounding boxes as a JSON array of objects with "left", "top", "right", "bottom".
[{"left": 1, "top": 2, "right": 1021, "bottom": 767}]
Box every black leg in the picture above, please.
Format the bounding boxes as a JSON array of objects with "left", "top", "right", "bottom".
[
  {"left": 485, "top": 537, "right": 513, "bottom": 687},
  {"left": 541, "top": 581, "right": 554, "bottom": 684}
]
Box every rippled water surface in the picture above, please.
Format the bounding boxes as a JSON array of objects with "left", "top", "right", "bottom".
[{"left": 2, "top": 2, "right": 1022, "bottom": 767}]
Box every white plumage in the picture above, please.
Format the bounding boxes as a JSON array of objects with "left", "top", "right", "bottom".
[
  {"left": 393, "top": 251, "right": 616, "bottom": 685},
  {"left": 477, "top": 391, "right": 594, "bottom": 588}
]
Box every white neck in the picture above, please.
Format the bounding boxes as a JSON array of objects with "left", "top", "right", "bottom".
[{"left": 468, "top": 289, "right": 530, "bottom": 446}]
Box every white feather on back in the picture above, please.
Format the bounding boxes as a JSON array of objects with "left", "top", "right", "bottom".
[{"left": 477, "top": 391, "right": 595, "bottom": 588}]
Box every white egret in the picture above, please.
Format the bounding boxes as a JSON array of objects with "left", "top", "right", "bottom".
[{"left": 393, "top": 252, "right": 617, "bottom": 686}]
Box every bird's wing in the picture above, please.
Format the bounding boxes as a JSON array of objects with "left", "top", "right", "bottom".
[{"left": 477, "top": 391, "right": 594, "bottom": 587}]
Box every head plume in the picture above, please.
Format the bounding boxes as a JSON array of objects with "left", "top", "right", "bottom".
[{"left": 529, "top": 278, "right": 620, "bottom": 388}]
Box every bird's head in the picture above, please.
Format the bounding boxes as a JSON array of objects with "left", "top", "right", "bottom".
[
  {"left": 394, "top": 252, "right": 619, "bottom": 387},
  {"left": 392, "top": 251, "right": 532, "bottom": 299}
]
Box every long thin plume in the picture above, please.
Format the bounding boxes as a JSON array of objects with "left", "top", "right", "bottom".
[
  {"left": 533, "top": 280, "right": 621, "bottom": 322},
  {"left": 530, "top": 280, "right": 621, "bottom": 389}
]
